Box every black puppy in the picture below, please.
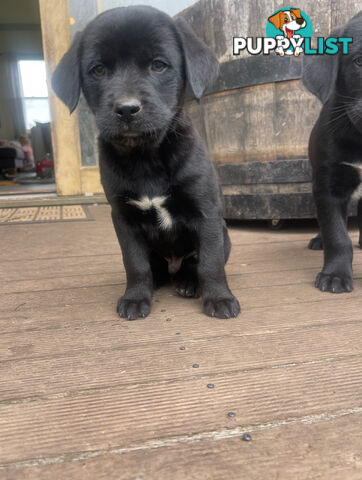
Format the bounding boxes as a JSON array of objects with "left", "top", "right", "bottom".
[
  {"left": 302, "top": 11, "right": 362, "bottom": 293},
  {"left": 52, "top": 6, "right": 240, "bottom": 319}
]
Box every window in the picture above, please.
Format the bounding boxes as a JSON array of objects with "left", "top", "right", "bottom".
[{"left": 18, "top": 60, "right": 50, "bottom": 130}]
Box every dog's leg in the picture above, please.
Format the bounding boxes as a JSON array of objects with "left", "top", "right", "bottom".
[
  {"left": 223, "top": 221, "right": 231, "bottom": 263},
  {"left": 358, "top": 199, "right": 362, "bottom": 249},
  {"left": 198, "top": 218, "right": 240, "bottom": 318},
  {"left": 111, "top": 211, "right": 153, "bottom": 320},
  {"left": 176, "top": 222, "right": 230, "bottom": 299},
  {"left": 314, "top": 193, "right": 353, "bottom": 293},
  {"left": 309, "top": 202, "right": 349, "bottom": 251}
]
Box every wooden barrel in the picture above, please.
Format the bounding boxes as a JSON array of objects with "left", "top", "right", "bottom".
[{"left": 179, "top": 0, "right": 361, "bottom": 220}]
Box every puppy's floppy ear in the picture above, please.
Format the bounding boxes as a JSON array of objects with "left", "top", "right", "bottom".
[
  {"left": 302, "top": 55, "right": 339, "bottom": 104},
  {"left": 351, "top": 11, "right": 362, "bottom": 21},
  {"left": 268, "top": 11, "right": 284, "bottom": 30},
  {"left": 174, "top": 17, "right": 219, "bottom": 99},
  {"left": 51, "top": 33, "right": 82, "bottom": 113},
  {"left": 291, "top": 8, "right": 302, "bottom": 18},
  {"left": 302, "top": 28, "right": 342, "bottom": 104}
]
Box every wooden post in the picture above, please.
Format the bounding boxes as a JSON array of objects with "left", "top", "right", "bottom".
[{"left": 38, "top": 0, "right": 82, "bottom": 196}]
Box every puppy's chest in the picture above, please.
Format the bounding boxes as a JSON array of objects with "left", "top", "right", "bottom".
[
  {"left": 121, "top": 186, "right": 199, "bottom": 231},
  {"left": 341, "top": 161, "right": 362, "bottom": 199},
  {"left": 125, "top": 193, "right": 172, "bottom": 230}
]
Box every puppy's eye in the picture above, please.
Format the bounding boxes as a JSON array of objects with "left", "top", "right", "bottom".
[
  {"left": 91, "top": 64, "right": 106, "bottom": 77},
  {"left": 284, "top": 17, "right": 289, "bottom": 23},
  {"left": 151, "top": 60, "right": 168, "bottom": 73},
  {"left": 291, "top": 15, "right": 295, "bottom": 20},
  {"left": 354, "top": 56, "right": 362, "bottom": 67}
]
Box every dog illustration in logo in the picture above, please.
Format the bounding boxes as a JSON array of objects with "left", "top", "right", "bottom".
[{"left": 268, "top": 8, "right": 307, "bottom": 56}]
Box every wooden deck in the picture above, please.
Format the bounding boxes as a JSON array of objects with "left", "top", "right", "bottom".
[{"left": 1, "top": 204, "right": 362, "bottom": 479}]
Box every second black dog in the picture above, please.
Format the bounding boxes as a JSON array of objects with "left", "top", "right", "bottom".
[
  {"left": 52, "top": 6, "right": 240, "bottom": 319},
  {"left": 303, "top": 11, "right": 362, "bottom": 293}
]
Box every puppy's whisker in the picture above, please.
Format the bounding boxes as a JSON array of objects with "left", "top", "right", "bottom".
[
  {"left": 336, "top": 93, "right": 359, "bottom": 101},
  {"left": 324, "top": 110, "right": 348, "bottom": 126},
  {"left": 324, "top": 110, "right": 355, "bottom": 136},
  {"left": 349, "top": 111, "right": 362, "bottom": 124},
  {"left": 332, "top": 100, "right": 356, "bottom": 108},
  {"left": 331, "top": 106, "right": 350, "bottom": 114}
]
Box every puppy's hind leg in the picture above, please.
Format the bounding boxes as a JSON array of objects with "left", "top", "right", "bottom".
[
  {"left": 308, "top": 232, "right": 323, "bottom": 250},
  {"left": 314, "top": 192, "right": 353, "bottom": 293},
  {"left": 358, "top": 199, "right": 362, "bottom": 249},
  {"left": 175, "top": 256, "right": 200, "bottom": 298},
  {"left": 150, "top": 252, "right": 170, "bottom": 289}
]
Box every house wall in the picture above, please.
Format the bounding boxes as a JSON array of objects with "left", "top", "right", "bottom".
[
  {"left": 100, "top": 0, "right": 196, "bottom": 17},
  {"left": 0, "top": 0, "right": 43, "bottom": 140}
]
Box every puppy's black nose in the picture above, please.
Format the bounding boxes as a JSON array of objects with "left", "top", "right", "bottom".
[{"left": 113, "top": 99, "right": 142, "bottom": 118}]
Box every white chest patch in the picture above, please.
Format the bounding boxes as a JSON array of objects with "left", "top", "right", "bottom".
[
  {"left": 342, "top": 162, "right": 362, "bottom": 199},
  {"left": 353, "top": 184, "right": 362, "bottom": 199},
  {"left": 127, "top": 195, "right": 172, "bottom": 230}
]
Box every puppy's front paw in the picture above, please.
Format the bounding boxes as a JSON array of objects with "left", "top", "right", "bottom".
[
  {"left": 315, "top": 272, "right": 353, "bottom": 293},
  {"left": 117, "top": 297, "right": 151, "bottom": 320},
  {"left": 203, "top": 295, "right": 241, "bottom": 319},
  {"left": 308, "top": 236, "right": 323, "bottom": 250}
]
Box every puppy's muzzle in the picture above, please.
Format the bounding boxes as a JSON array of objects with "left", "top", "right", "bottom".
[{"left": 113, "top": 98, "right": 142, "bottom": 120}]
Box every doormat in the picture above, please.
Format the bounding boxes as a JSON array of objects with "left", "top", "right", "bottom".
[
  {"left": 0, "top": 205, "right": 92, "bottom": 225},
  {"left": 0, "top": 180, "right": 20, "bottom": 186}
]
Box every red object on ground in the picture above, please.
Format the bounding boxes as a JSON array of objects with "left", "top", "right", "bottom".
[{"left": 36, "top": 154, "right": 54, "bottom": 178}]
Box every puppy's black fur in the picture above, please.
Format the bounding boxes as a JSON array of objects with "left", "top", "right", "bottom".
[
  {"left": 52, "top": 6, "right": 240, "bottom": 319},
  {"left": 303, "top": 11, "right": 362, "bottom": 293}
]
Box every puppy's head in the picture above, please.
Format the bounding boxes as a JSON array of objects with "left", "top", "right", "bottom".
[
  {"left": 303, "top": 11, "right": 362, "bottom": 130},
  {"left": 51, "top": 6, "right": 219, "bottom": 146}
]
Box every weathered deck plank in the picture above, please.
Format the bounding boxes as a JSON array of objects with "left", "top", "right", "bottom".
[
  {"left": 3, "top": 413, "right": 362, "bottom": 480},
  {"left": 1, "top": 322, "right": 362, "bottom": 401},
  {"left": 0, "top": 357, "right": 362, "bottom": 464},
  {"left": 1, "top": 205, "right": 361, "bottom": 478}
]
